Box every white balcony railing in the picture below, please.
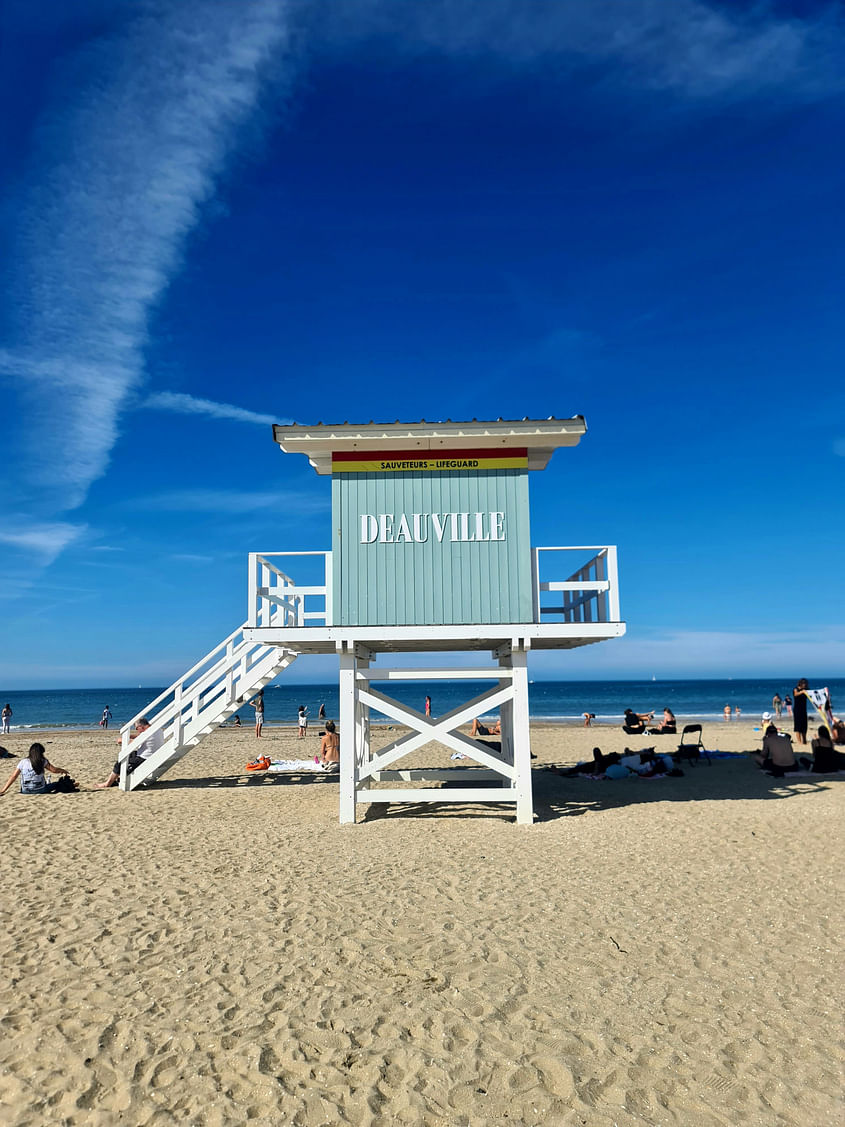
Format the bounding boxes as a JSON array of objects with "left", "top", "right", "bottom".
[
  {"left": 247, "top": 551, "right": 332, "bottom": 629},
  {"left": 247, "top": 546, "right": 619, "bottom": 629},
  {"left": 531, "top": 545, "right": 620, "bottom": 624}
]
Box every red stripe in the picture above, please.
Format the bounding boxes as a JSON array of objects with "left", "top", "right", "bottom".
[{"left": 331, "top": 447, "right": 528, "bottom": 462}]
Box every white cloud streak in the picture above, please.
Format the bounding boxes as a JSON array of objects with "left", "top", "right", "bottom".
[
  {"left": 143, "top": 391, "right": 285, "bottom": 427},
  {"left": 1, "top": 0, "right": 290, "bottom": 520},
  {"left": 306, "top": 0, "right": 844, "bottom": 99},
  {"left": 0, "top": 523, "right": 87, "bottom": 564}
]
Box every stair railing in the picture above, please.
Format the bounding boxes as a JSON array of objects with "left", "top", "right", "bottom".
[{"left": 118, "top": 611, "right": 291, "bottom": 770}]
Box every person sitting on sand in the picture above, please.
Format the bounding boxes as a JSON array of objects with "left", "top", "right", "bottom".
[
  {"left": 647, "top": 707, "right": 676, "bottom": 734},
  {"left": 0, "top": 742, "right": 71, "bottom": 795},
  {"left": 804, "top": 726, "right": 845, "bottom": 774},
  {"left": 95, "top": 718, "right": 164, "bottom": 788},
  {"left": 470, "top": 717, "right": 501, "bottom": 737},
  {"left": 622, "top": 709, "right": 652, "bottom": 734},
  {"left": 752, "top": 724, "right": 799, "bottom": 777},
  {"left": 317, "top": 720, "right": 339, "bottom": 769}
]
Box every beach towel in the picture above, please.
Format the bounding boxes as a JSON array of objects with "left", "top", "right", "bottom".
[{"left": 267, "top": 759, "right": 327, "bottom": 773}]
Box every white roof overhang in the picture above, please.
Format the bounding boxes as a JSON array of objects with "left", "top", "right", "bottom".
[{"left": 271, "top": 417, "right": 587, "bottom": 474}]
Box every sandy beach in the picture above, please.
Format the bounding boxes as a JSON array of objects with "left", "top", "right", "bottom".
[{"left": 1, "top": 721, "right": 841, "bottom": 1126}]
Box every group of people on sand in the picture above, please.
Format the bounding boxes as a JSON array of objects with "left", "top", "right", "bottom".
[
  {"left": 622, "top": 707, "right": 676, "bottom": 735},
  {"left": 557, "top": 746, "right": 683, "bottom": 779},
  {"left": 753, "top": 723, "right": 845, "bottom": 777}
]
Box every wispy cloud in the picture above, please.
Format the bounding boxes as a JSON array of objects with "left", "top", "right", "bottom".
[
  {"left": 308, "top": 0, "right": 844, "bottom": 100},
  {"left": 143, "top": 391, "right": 285, "bottom": 427},
  {"left": 0, "top": 523, "right": 86, "bottom": 563},
  {"left": 1, "top": 0, "right": 290, "bottom": 523},
  {"left": 129, "top": 488, "right": 330, "bottom": 514}
]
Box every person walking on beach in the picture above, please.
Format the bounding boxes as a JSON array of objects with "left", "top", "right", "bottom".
[
  {"left": 101, "top": 705, "right": 112, "bottom": 730},
  {"left": 772, "top": 693, "right": 783, "bottom": 719},
  {"left": 1, "top": 742, "right": 71, "bottom": 795},
  {"left": 249, "top": 691, "right": 264, "bottom": 738},
  {"left": 298, "top": 705, "right": 308, "bottom": 738},
  {"left": 1, "top": 703, "right": 11, "bottom": 734}
]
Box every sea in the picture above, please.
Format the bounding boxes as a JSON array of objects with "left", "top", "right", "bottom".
[{"left": 2, "top": 679, "right": 842, "bottom": 733}]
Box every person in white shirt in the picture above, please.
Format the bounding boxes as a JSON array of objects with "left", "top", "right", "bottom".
[
  {"left": 95, "top": 718, "right": 164, "bottom": 788},
  {"left": 0, "top": 742, "right": 70, "bottom": 795}
]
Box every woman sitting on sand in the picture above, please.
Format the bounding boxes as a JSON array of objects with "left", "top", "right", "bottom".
[
  {"left": 0, "top": 742, "right": 71, "bottom": 796},
  {"left": 805, "top": 726, "right": 845, "bottom": 774},
  {"left": 318, "top": 720, "right": 339, "bottom": 769},
  {"left": 647, "top": 707, "right": 676, "bottom": 735},
  {"left": 622, "top": 709, "right": 652, "bottom": 734}
]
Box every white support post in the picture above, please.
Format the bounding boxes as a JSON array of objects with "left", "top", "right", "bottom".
[
  {"left": 498, "top": 661, "right": 515, "bottom": 785},
  {"left": 510, "top": 647, "right": 533, "bottom": 824},
  {"left": 339, "top": 648, "right": 358, "bottom": 823},
  {"left": 356, "top": 651, "right": 372, "bottom": 779},
  {"left": 324, "top": 551, "right": 333, "bottom": 626},
  {"left": 606, "top": 545, "right": 620, "bottom": 621}
]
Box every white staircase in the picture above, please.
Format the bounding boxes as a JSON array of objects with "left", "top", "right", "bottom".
[{"left": 118, "top": 621, "right": 299, "bottom": 790}]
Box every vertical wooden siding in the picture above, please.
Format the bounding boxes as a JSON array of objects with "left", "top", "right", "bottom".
[{"left": 332, "top": 470, "right": 532, "bottom": 626}]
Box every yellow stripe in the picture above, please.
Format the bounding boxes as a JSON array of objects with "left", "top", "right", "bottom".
[{"left": 332, "top": 456, "right": 529, "bottom": 473}]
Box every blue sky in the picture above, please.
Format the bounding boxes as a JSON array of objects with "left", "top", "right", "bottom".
[{"left": 1, "top": 0, "right": 843, "bottom": 689}]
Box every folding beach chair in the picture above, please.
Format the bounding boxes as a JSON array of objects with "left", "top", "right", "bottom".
[{"left": 674, "top": 724, "right": 709, "bottom": 767}]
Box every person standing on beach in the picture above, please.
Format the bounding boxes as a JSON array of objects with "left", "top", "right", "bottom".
[
  {"left": 792, "top": 678, "right": 809, "bottom": 745},
  {"left": 424, "top": 695, "right": 432, "bottom": 717},
  {"left": 101, "top": 705, "right": 112, "bottom": 730},
  {"left": 298, "top": 705, "right": 308, "bottom": 738},
  {"left": 723, "top": 705, "right": 732, "bottom": 721},
  {"left": 1, "top": 703, "right": 11, "bottom": 734},
  {"left": 772, "top": 693, "right": 783, "bottom": 718},
  {"left": 249, "top": 690, "right": 264, "bottom": 738},
  {"left": 784, "top": 694, "right": 792, "bottom": 715}
]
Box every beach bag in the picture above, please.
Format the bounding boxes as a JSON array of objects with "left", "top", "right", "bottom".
[{"left": 52, "top": 774, "right": 80, "bottom": 793}]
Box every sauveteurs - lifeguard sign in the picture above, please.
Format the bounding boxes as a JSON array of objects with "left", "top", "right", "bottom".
[{"left": 331, "top": 447, "right": 529, "bottom": 473}]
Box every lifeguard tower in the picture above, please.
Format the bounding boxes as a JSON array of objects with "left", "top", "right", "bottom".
[{"left": 118, "top": 418, "right": 624, "bottom": 823}]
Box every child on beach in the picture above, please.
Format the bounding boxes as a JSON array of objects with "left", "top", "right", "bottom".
[{"left": 298, "top": 706, "right": 308, "bottom": 738}]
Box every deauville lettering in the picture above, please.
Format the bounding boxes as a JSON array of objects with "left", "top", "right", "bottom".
[{"left": 360, "top": 512, "right": 506, "bottom": 544}]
